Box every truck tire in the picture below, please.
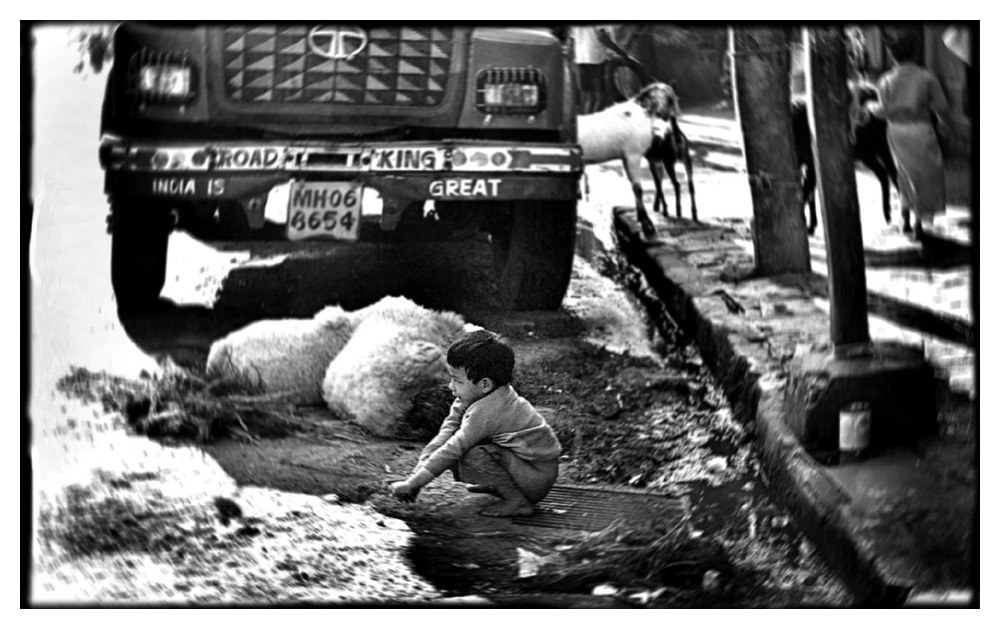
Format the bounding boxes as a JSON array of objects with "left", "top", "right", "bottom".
[
  {"left": 110, "top": 198, "right": 171, "bottom": 310},
  {"left": 493, "top": 201, "right": 577, "bottom": 311}
]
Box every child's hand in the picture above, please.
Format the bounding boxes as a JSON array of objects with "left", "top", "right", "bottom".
[{"left": 390, "top": 480, "right": 421, "bottom": 503}]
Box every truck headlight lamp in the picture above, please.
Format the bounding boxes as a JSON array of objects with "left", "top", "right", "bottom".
[{"left": 475, "top": 67, "right": 546, "bottom": 115}]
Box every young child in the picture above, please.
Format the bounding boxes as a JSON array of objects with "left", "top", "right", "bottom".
[
  {"left": 390, "top": 329, "right": 561, "bottom": 517},
  {"left": 866, "top": 30, "right": 953, "bottom": 239}
]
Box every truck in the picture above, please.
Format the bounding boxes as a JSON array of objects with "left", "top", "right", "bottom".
[{"left": 98, "top": 23, "right": 583, "bottom": 311}]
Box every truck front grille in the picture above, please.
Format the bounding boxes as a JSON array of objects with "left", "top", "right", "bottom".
[{"left": 222, "top": 25, "right": 454, "bottom": 106}]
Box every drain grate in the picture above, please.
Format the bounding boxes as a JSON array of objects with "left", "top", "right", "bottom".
[{"left": 512, "top": 484, "right": 689, "bottom": 532}]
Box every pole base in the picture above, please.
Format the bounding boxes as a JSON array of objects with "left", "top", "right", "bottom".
[{"left": 783, "top": 341, "right": 938, "bottom": 464}]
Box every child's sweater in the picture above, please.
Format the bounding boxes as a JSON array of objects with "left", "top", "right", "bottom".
[{"left": 414, "top": 385, "right": 561, "bottom": 482}]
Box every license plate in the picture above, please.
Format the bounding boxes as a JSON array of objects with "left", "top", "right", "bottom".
[{"left": 287, "top": 181, "right": 362, "bottom": 241}]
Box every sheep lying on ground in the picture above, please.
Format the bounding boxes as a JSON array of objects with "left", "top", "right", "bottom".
[
  {"left": 205, "top": 305, "right": 353, "bottom": 405},
  {"left": 205, "top": 296, "right": 473, "bottom": 438},
  {"left": 322, "top": 296, "right": 473, "bottom": 438},
  {"left": 579, "top": 82, "right": 681, "bottom": 237}
]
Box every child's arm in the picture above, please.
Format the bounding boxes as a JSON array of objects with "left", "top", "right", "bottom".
[
  {"left": 391, "top": 405, "right": 496, "bottom": 502},
  {"left": 390, "top": 468, "right": 435, "bottom": 502},
  {"left": 417, "top": 398, "right": 465, "bottom": 462},
  {"left": 390, "top": 399, "right": 468, "bottom": 503}
]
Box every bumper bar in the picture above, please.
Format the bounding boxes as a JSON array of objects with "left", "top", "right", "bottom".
[{"left": 99, "top": 137, "right": 583, "bottom": 175}]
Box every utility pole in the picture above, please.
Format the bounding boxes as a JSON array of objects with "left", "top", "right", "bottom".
[
  {"left": 806, "top": 26, "right": 872, "bottom": 354},
  {"left": 729, "top": 27, "right": 811, "bottom": 276},
  {"left": 783, "top": 26, "right": 934, "bottom": 464}
]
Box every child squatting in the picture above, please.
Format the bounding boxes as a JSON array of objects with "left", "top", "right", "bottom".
[{"left": 390, "top": 329, "right": 562, "bottom": 517}]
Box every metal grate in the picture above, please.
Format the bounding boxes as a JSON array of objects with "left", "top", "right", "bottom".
[
  {"left": 512, "top": 484, "right": 689, "bottom": 532},
  {"left": 222, "top": 25, "right": 454, "bottom": 106}
]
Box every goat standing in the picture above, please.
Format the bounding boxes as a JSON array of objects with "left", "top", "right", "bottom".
[
  {"left": 646, "top": 116, "right": 698, "bottom": 221},
  {"left": 578, "top": 82, "right": 680, "bottom": 237},
  {"left": 792, "top": 84, "right": 898, "bottom": 235}
]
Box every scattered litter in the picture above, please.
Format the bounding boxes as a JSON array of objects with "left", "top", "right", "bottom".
[
  {"left": 516, "top": 548, "right": 548, "bottom": 579},
  {"left": 905, "top": 588, "right": 974, "bottom": 607},
  {"left": 702, "top": 569, "right": 721, "bottom": 591},
  {"left": 706, "top": 456, "right": 728, "bottom": 473},
  {"left": 434, "top": 595, "right": 492, "bottom": 606},
  {"left": 320, "top": 494, "right": 342, "bottom": 504},
  {"left": 592, "top": 584, "right": 620, "bottom": 597},
  {"left": 689, "top": 430, "right": 711, "bottom": 447},
  {"left": 457, "top": 563, "right": 481, "bottom": 570},
  {"left": 759, "top": 301, "right": 792, "bottom": 317},
  {"left": 711, "top": 288, "right": 745, "bottom": 314},
  {"left": 628, "top": 589, "right": 662, "bottom": 604}
]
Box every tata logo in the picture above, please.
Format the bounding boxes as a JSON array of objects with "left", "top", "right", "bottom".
[{"left": 307, "top": 25, "right": 368, "bottom": 61}]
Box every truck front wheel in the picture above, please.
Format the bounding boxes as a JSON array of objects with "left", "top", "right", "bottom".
[
  {"left": 110, "top": 197, "right": 172, "bottom": 311},
  {"left": 492, "top": 201, "right": 577, "bottom": 311}
]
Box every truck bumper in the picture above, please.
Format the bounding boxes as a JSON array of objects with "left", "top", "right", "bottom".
[{"left": 100, "top": 137, "right": 583, "bottom": 205}]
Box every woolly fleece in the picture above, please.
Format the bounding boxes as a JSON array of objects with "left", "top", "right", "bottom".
[{"left": 205, "top": 305, "right": 354, "bottom": 404}]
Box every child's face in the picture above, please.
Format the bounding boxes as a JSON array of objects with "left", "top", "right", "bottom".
[{"left": 447, "top": 364, "right": 491, "bottom": 405}]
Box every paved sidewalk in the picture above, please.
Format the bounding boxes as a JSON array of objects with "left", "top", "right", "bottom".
[
  {"left": 576, "top": 102, "right": 976, "bottom": 605},
  {"left": 677, "top": 107, "right": 975, "bottom": 402},
  {"left": 716, "top": 214, "right": 975, "bottom": 405},
  {"left": 613, "top": 207, "right": 976, "bottom": 605}
]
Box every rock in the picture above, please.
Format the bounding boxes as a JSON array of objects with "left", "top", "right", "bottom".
[{"left": 213, "top": 496, "right": 242, "bottom": 526}]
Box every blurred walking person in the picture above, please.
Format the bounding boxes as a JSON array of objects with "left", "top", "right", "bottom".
[
  {"left": 866, "top": 31, "right": 953, "bottom": 239},
  {"left": 572, "top": 25, "right": 612, "bottom": 114}
]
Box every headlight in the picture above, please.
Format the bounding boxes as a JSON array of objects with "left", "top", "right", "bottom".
[
  {"left": 475, "top": 67, "right": 547, "bottom": 115},
  {"left": 128, "top": 49, "right": 196, "bottom": 104},
  {"left": 138, "top": 65, "right": 191, "bottom": 98}
]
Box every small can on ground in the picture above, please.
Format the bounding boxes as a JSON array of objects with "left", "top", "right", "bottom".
[{"left": 839, "top": 401, "right": 871, "bottom": 464}]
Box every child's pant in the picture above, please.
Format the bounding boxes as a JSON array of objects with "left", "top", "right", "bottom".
[{"left": 452, "top": 444, "right": 559, "bottom": 504}]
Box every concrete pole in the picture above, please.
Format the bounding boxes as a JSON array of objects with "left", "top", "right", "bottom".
[
  {"left": 729, "top": 27, "right": 812, "bottom": 276},
  {"left": 805, "top": 26, "right": 872, "bottom": 355}
]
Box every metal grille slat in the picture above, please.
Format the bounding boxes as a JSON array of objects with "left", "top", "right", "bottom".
[
  {"left": 222, "top": 25, "right": 454, "bottom": 106},
  {"left": 512, "top": 484, "right": 689, "bottom": 532}
]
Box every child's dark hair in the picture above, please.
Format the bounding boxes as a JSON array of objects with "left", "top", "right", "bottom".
[
  {"left": 446, "top": 329, "right": 515, "bottom": 387},
  {"left": 886, "top": 30, "right": 921, "bottom": 64}
]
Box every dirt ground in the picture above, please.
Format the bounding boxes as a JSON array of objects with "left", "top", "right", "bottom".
[{"left": 37, "top": 253, "right": 846, "bottom": 607}]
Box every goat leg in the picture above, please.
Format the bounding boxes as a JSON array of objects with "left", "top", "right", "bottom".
[
  {"left": 684, "top": 151, "right": 698, "bottom": 222},
  {"left": 624, "top": 156, "right": 657, "bottom": 236},
  {"left": 858, "top": 152, "right": 894, "bottom": 224},
  {"left": 648, "top": 160, "right": 667, "bottom": 215},
  {"left": 634, "top": 188, "right": 657, "bottom": 237},
  {"left": 666, "top": 161, "right": 683, "bottom": 219},
  {"left": 876, "top": 168, "right": 893, "bottom": 224}
]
